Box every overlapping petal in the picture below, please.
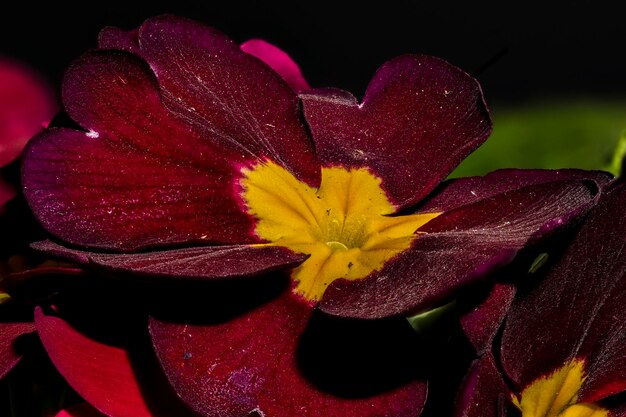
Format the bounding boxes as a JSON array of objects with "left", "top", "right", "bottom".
[
  {"left": 320, "top": 179, "right": 600, "bottom": 318},
  {"left": 501, "top": 182, "right": 626, "bottom": 401},
  {"left": 150, "top": 283, "right": 426, "bottom": 417},
  {"left": 301, "top": 55, "right": 491, "bottom": 209},
  {"left": 454, "top": 182, "right": 626, "bottom": 416},
  {"left": 0, "top": 321, "right": 35, "bottom": 379},
  {"left": 32, "top": 240, "right": 306, "bottom": 280},
  {"left": 35, "top": 307, "right": 198, "bottom": 417}
]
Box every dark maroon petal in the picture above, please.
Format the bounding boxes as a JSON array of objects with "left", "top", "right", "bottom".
[
  {"left": 501, "top": 183, "right": 626, "bottom": 400},
  {"left": 150, "top": 286, "right": 426, "bottom": 417},
  {"left": 23, "top": 125, "right": 255, "bottom": 251},
  {"left": 35, "top": 307, "right": 197, "bottom": 417},
  {"left": 55, "top": 403, "right": 106, "bottom": 417},
  {"left": 97, "top": 26, "right": 140, "bottom": 52},
  {"left": 0, "top": 58, "right": 57, "bottom": 167},
  {"left": 32, "top": 240, "right": 306, "bottom": 280},
  {"left": 136, "top": 15, "right": 319, "bottom": 185},
  {"left": 301, "top": 55, "right": 491, "bottom": 209},
  {"left": 321, "top": 180, "right": 599, "bottom": 319},
  {"left": 453, "top": 353, "right": 511, "bottom": 417},
  {"left": 459, "top": 282, "right": 517, "bottom": 355},
  {"left": 241, "top": 39, "right": 310, "bottom": 92},
  {"left": 0, "top": 321, "right": 35, "bottom": 379},
  {"left": 419, "top": 168, "right": 614, "bottom": 213}
]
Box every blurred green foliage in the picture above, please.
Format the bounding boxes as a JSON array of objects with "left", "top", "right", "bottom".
[{"left": 451, "top": 100, "right": 626, "bottom": 178}]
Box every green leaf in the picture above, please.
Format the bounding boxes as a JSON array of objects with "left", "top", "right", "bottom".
[{"left": 451, "top": 100, "right": 626, "bottom": 177}]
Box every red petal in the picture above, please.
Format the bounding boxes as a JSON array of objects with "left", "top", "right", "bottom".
[
  {"left": 137, "top": 15, "right": 319, "bottom": 185},
  {"left": 0, "top": 58, "right": 57, "bottom": 167},
  {"left": 301, "top": 55, "right": 491, "bottom": 209},
  {"left": 241, "top": 39, "right": 310, "bottom": 92},
  {"left": 0, "top": 321, "right": 35, "bottom": 379},
  {"left": 453, "top": 353, "right": 511, "bottom": 417},
  {"left": 55, "top": 403, "right": 106, "bottom": 417},
  {"left": 459, "top": 282, "right": 516, "bottom": 356},
  {"left": 501, "top": 183, "right": 626, "bottom": 401},
  {"left": 320, "top": 180, "right": 599, "bottom": 319},
  {"left": 97, "top": 27, "right": 139, "bottom": 52},
  {"left": 32, "top": 240, "right": 306, "bottom": 280},
  {"left": 35, "top": 307, "right": 196, "bottom": 417},
  {"left": 150, "top": 285, "right": 426, "bottom": 417}
]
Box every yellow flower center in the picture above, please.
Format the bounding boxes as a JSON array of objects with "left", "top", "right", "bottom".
[
  {"left": 512, "top": 359, "right": 608, "bottom": 417},
  {"left": 240, "top": 161, "right": 440, "bottom": 302}
]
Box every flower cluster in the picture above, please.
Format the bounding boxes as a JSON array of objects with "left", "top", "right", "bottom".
[{"left": 1, "top": 14, "right": 624, "bottom": 417}]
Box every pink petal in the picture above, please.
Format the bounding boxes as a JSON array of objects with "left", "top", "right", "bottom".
[
  {"left": 241, "top": 39, "right": 310, "bottom": 92},
  {"left": 150, "top": 285, "right": 426, "bottom": 417},
  {"left": 0, "top": 58, "right": 57, "bottom": 167}
]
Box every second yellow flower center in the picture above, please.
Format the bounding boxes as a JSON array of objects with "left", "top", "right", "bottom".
[{"left": 241, "top": 161, "right": 440, "bottom": 302}]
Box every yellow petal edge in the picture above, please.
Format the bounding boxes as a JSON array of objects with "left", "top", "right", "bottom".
[{"left": 512, "top": 359, "right": 608, "bottom": 417}]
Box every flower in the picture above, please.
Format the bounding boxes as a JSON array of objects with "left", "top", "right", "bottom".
[
  {"left": 22, "top": 15, "right": 607, "bottom": 417},
  {"left": 455, "top": 181, "right": 626, "bottom": 417}
]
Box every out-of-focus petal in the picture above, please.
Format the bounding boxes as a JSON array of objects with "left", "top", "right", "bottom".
[
  {"left": 55, "top": 403, "right": 106, "bottom": 417},
  {"left": 32, "top": 240, "right": 306, "bottom": 280},
  {"left": 0, "top": 58, "right": 56, "bottom": 167},
  {"left": 150, "top": 285, "right": 426, "bottom": 417},
  {"left": 241, "top": 39, "right": 310, "bottom": 92},
  {"left": 320, "top": 180, "right": 599, "bottom": 319},
  {"left": 137, "top": 15, "right": 319, "bottom": 185},
  {"left": 35, "top": 307, "right": 197, "bottom": 417},
  {"left": 0, "top": 321, "right": 35, "bottom": 379},
  {"left": 501, "top": 183, "right": 626, "bottom": 401},
  {"left": 301, "top": 55, "right": 491, "bottom": 210}
]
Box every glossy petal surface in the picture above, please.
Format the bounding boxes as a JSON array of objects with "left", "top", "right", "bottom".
[
  {"left": 150, "top": 284, "right": 426, "bottom": 417},
  {"left": 0, "top": 321, "right": 35, "bottom": 379},
  {"left": 32, "top": 240, "right": 306, "bottom": 280},
  {"left": 35, "top": 307, "right": 196, "bottom": 417},
  {"left": 320, "top": 180, "right": 599, "bottom": 318},
  {"left": 502, "top": 183, "right": 626, "bottom": 401},
  {"left": 301, "top": 55, "right": 491, "bottom": 209},
  {"left": 241, "top": 39, "right": 310, "bottom": 92}
]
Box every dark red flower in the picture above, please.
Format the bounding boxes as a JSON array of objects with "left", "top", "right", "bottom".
[
  {"left": 455, "top": 182, "right": 626, "bottom": 417},
  {"left": 22, "top": 15, "right": 608, "bottom": 417}
]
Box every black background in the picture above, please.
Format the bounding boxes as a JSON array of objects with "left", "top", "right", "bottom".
[{"left": 1, "top": 1, "right": 625, "bottom": 105}]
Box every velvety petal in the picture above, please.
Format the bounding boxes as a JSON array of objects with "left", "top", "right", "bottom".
[
  {"left": 97, "top": 27, "right": 140, "bottom": 52},
  {"left": 453, "top": 353, "right": 511, "bottom": 417},
  {"left": 23, "top": 122, "right": 253, "bottom": 250},
  {"left": 35, "top": 307, "right": 197, "bottom": 417},
  {"left": 301, "top": 55, "right": 491, "bottom": 209},
  {"left": 136, "top": 15, "right": 319, "bottom": 185},
  {"left": 459, "top": 282, "right": 517, "bottom": 355},
  {"left": 55, "top": 403, "right": 106, "bottom": 417},
  {"left": 150, "top": 284, "right": 426, "bottom": 417},
  {"left": 0, "top": 58, "right": 56, "bottom": 167},
  {"left": 501, "top": 183, "right": 626, "bottom": 400},
  {"left": 419, "top": 168, "right": 614, "bottom": 213},
  {"left": 320, "top": 179, "right": 599, "bottom": 319},
  {"left": 0, "top": 321, "right": 36, "bottom": 379},
  {"left": 240, "top": 39, "right": 310, "bottom": 92},
  {"left": 32, "top": 239, "right": 306, "bottom": 280}
]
